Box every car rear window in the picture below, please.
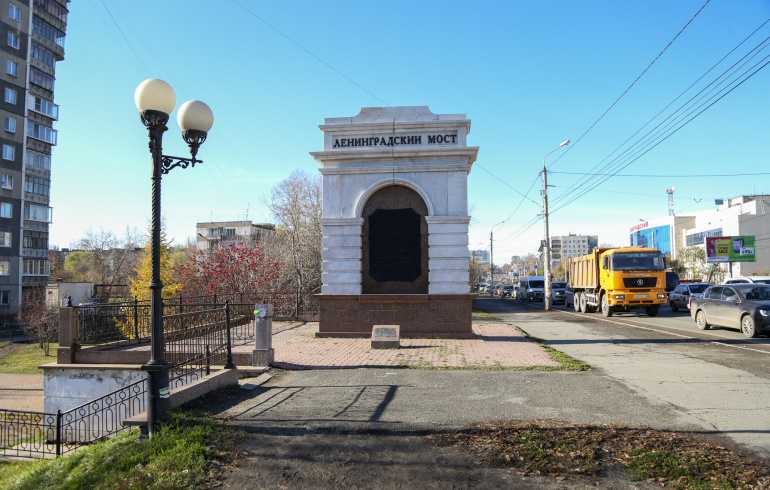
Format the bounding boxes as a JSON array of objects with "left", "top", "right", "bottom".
[{"left": 688, "top": 284, "right": 709, "bottom": 293}]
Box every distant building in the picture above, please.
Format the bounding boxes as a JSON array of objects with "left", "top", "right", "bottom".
[
  {"left": 195, "top": 221, "right": 275, "bottom": 251},
  {"left": 542, "top": 234, "right": 599, "bottom": 267},
  {"left": 630, "top": 195, "right": 770, "bottom": 277},
  {"left": 0, "top": 1, "right": 69, "bottom": 322},
  {"left": 470, "top": 249, "right": 489, "bottom": 262}
]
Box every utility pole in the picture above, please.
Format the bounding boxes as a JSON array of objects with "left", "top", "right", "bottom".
[
  {"left": 542, "top": 140, "right": 570, "bottom": 311},
  {"left": 489, "top": 221, "right": 504, "bottom": 295}
]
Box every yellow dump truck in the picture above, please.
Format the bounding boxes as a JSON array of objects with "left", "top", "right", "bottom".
[{"left": 565, "top": 247, "right": 667, "bottom": 317}]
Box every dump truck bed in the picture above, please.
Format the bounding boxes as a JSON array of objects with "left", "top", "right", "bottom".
[{"left": 566, "top": 248, "right": 608, "bottom": 290}]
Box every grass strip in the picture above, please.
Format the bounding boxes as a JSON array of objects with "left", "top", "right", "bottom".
[
  {"left": 0, "top": 409, "right": 242, "bottom": 490},
  {"left": 0, "top": 343, "right": 58, "bottom": 375}
]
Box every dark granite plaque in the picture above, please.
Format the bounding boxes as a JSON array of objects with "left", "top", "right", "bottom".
[{"left": 369, "top": 208, "right": 421, "bottom": 282}]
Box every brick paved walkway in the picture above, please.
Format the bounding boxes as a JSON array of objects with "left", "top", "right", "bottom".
[
  {"left": 234, "top": 321, "right": 559, "bottom": 370},
  {"left": 0, "top": 321, "right": 558, "bottom": 412}
]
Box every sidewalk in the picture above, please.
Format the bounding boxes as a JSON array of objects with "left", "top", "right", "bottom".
[
  {"left": 0, "top": 373, "right": 44, "bottom": 412},
  {"left": 233, "top": 320, "right": 559, "bottom": 369},
  {"left": 0, "top": 316, "right": 560, "bottom": 413}
]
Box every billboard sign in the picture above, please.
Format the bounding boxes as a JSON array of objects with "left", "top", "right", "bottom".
[{"left": 705, "top": 236, "right": 756, "bottom": 263}]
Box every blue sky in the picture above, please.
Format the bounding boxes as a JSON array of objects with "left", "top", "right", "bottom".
[{"left": 50, "top": 0, "right": 770, "bottom": 265}]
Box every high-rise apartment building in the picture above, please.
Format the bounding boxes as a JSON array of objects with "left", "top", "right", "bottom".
[
  {"left": 547, "top": 234, "right": 599, "bottom": 265},
  {"left": 0, "top": 0, "right": 67, "bottom": 322}
]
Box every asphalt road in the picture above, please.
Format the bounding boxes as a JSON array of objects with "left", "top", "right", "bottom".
[{"left": 479, "top": 296, "right": 770, "bottom": 460}]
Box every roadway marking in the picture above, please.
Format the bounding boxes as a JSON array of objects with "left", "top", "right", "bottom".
[{"left": 565, "top": 310, "right": 770, "bottom": 356}]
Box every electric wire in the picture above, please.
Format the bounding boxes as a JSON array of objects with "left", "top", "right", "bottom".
[
  {"left": 551, "top": 25, "right": 770, "bottom": 210},
  {"left": 230, "top": 0, "right": 389, "bottom": 106},
  {"left": 550, "top": 51, "right": 770, "bottom": 215},
  {"left": 548, "top": 0, "right": 711, "bottom": 168}
]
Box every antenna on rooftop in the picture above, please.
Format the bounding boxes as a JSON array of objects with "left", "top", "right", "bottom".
[{"left": 666, "top": 187, "right": 675, "bottom": 216}]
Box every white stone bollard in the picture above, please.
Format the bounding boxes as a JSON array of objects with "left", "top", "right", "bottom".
[{"left": 252, "top": 303, "right": 273, "bottom": 367}]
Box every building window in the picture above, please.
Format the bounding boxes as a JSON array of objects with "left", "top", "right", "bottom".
[
  {"left": 23, "top": 259, "right": 49, "bottom": 276},
  {"left": 4, "top": 88, "right": 16, "bottom": 104},
  {"left": 3, "top": 117, "right": 15, "bottom": 133},
  {"left": 29, "top": 67, "right": 54, "bottom": 91},
  {"left": 0, "top": 232, "right": 10, "bottom": 247},
  {"left": 33, "top": 0, "right": 67, "bottom": 23},
  {"left": 24, "top": 203, "right": 51, "bottom": 222},
  {"left": 8, "top": 4, "right": 21, "bottom": 22},
  {"left": 0, "top": 290, "right": 8, "bottom": 304},
  {"left": 31, "top": 96, "right": 58, "bottom": 119},
  {"left": 0, "top": 262, "right": 9, "bottom": 275},
  {"left": 25, "top": 176, "right": 49, "bottom": 196},
  {"left": 23, "top": 232, "right": 46, "bottom": 249},
  {"left": 0, "top": 203, "right": 12, "bottom": 218},
  {"left": 1, "top": 174, "right": 13, "bottom": 190},
  {"left": 30, "top": 42, "right": 56, "bottom": 68},
  {"left": 26, "top": 149, "right": 51, "bottom": 170},
  {"left": 27, "top": 122, "right": 57, "bottom": 145},
  {"left": 7, "top": 32, "right": 19, "bottom": 49},
  {"left": 6, "top": 60, "right": 18, "bottom": 76},
  {"left": 2, "top": 145, "right": 14, "bottom": 161},
  {"left": 32, "top": 16, "right": 65, "bottom": 48}
]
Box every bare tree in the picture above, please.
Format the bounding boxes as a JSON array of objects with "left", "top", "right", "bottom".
[
  {"left": 64, "top": 227, "right": 142, "bottom": 300},
  {"left": 263, "top": 170, "right": 322, "bottom": 314},
  {"left": 19, "top": 286, "right": 58, "bottom": 355}
]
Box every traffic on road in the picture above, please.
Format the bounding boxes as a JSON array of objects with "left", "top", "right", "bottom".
[{"left": 478, "top": 289, "right": 770, "bottom": 345}]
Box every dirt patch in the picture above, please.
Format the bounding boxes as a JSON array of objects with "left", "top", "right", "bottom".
[{"left": 215, "top": 421, "right": 770, "bottom": 489}]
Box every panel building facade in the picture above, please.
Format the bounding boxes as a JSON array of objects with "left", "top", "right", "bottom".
[{"left": 0, "top": 0, "right": 67, "bottom": 322}]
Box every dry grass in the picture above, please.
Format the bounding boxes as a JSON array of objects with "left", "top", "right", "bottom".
[{"left": 426, "top": 420, "right": 770, "bottom": 489}]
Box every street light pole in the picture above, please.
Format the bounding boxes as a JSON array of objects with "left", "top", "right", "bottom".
[
  {"left": 542, "top": 140, "right": 570, "bottom": 311},
  {"left": 135, "top": 79, "right": 214, "bottom": 436}
]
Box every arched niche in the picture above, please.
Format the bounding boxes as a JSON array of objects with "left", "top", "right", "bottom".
[{"left": 361, "top": 185, "right": 429, "bottom": 294}]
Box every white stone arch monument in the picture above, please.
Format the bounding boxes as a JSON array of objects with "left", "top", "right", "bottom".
[{"left": 311, "top": 106, "right": 478, "bottom": 338}]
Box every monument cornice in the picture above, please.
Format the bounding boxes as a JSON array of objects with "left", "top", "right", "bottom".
[
  {"left": 318, "top": 164, "right": 473, "bottom": 175},
  {"left": 312, "top": 146, "right": 479, "bottom": 164},
  {"left": 318, "top": 120, "right": 471, "bottom": 133}
]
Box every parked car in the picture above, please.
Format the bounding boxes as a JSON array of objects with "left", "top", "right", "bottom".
[
  {"left": 495, "top": 284, "right": 506, "bottom": 296},
  {"left": 690, "top": 283, "right": 770, "bottom": 338},
  {"left": 668, "top": 283, "right": 711, "bottom": 312},
  {"left": 551, "top": 281, "right": 568, "bottom": 304},
  {"left": 724, "top": 276, "right": 770, "bottom": 285},
  {"left": 501, "top": 284, "right": 515, "bottom": 297}
]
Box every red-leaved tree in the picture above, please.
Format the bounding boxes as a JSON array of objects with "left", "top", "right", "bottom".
[{"left": 177, "top": 241, "right": 283, "bottom": 299}]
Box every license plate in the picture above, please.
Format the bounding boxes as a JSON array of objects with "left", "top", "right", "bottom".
[{"left": 634, "top": 294, "right": 646, "bottom": 298}]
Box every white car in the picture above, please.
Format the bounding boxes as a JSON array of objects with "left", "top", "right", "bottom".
[{"left": 724, "top": 276, "right": 770, "bottom": 285}]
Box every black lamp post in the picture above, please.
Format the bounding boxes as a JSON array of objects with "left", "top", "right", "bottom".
[{"left": 134, "top": 79, "right": 213, "bottom": 436}]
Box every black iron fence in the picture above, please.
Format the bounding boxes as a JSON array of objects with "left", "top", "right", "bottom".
[
  {"left": 74, "top": 291, "right": 316, "bottom": 347},
  {"left": 0, "top": 378, "right": 147, "bottom": 459},
  {"left": 2, "top": 297, "right": 255, "bottom": 460}
]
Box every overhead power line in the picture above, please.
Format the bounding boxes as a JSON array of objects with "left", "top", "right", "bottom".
[
  {"left": 549, "top": 0, "right": 712, "bottom": 168},
  {"left": 230, "top": 0, "right": 389, "bottom": 106}
]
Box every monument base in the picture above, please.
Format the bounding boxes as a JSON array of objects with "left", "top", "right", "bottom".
[{"left": 316, "top": 294, "right": 477, "bottom": 339}]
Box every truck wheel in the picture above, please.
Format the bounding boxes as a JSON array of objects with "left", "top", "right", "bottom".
[
  {"left": 647, "top": 304, "right": 660, "bottom": 317},
  {"left": 579, "top": 293, "right": 588, "bottom": 313},
  {"left": 670, "top": 301, "right": 678, "bottom": 312},
  {"left": 601, "top": 295, "right": 614, "bottom": 317},
  {"left": 573, "top": 293, "right": 581, "bottom": 312}
]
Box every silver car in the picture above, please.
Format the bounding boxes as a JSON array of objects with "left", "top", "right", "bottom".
[{"left": 551, "top": 281, "right": 568, "bottom": 304}]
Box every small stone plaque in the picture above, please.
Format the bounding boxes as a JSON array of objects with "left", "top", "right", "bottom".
[{"left": 371, "top": 325, "right": 400, "bottom": 349}]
